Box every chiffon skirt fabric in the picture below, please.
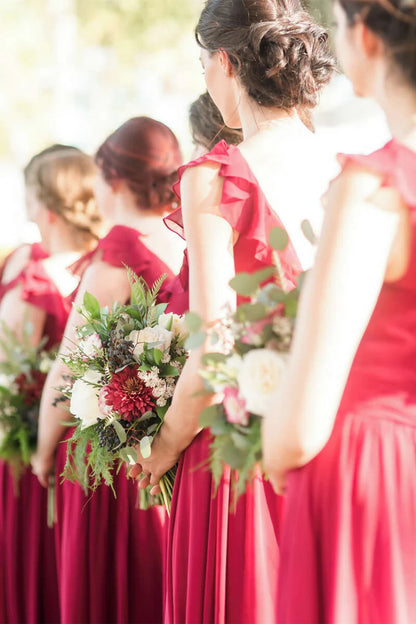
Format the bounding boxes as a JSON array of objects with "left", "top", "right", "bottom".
[
  {"left": 55, "top": 436, "right": 167, "bottom": 624},
  {"left": 165, "top": 430, "right": 284, "bottom": 624},
  {"left": 0, "top": 461, "right": 60, "bottom": 624},
  {"left": 278, "top": 411, "right": 416, "bottom": 624}
]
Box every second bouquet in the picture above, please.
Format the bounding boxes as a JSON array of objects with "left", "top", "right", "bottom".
[{"left": 59, "top": 269, "right": 187, "bottom": 513}]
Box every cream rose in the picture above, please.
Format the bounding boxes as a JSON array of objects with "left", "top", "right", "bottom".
[
  {"left": 237, "top": 349, "right": 287, "bottom": 417},
  {"left": 78, "top": 333, "right": 103, "bottom": 360},
  {"left": 70, "top": 369, "right": 103, "bottom": 429},
  {"left": 127, "top": 326, "right": 173, "bottom": 360},
  {"left": 158, "top": 313, "right": 188, "bottom": 340}
]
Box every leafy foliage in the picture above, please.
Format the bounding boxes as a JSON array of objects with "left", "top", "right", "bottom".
[
  {"left": 0, "top": 322, "right": 56, "bottom": 472},
  {"left": 186, "top": 227, "right": 308, "bottom": 500},
  {"left": 60, "top": 268, "right": 186, "bottom": 513}
]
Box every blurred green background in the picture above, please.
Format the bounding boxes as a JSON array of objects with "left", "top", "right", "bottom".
[{"left": 0, "top": 0, "right": 387, "bottom": 252}]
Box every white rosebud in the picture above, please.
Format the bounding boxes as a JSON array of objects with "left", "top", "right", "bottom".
[
  {"left": 237, "top": 349, "right": 287, "bottom": 417},
  {"left": 127, "top": 326, "right": 173, "bottom": 361},
  {"left": 70, "top": 369, "right": 104, "bottom": 429}
]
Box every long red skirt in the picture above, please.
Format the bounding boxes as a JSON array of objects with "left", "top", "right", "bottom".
[
  {"left": 55, "top": 435, "right": 166, "bottom": 624},
  {"left": 165, "top": 430, "right": 283, "bottom": 623},
  {"left": 0, "top": 461, "right": 60, "bottom": 624}
]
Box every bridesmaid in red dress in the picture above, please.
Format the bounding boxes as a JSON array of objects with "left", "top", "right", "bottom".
[
  {"left": 32, "top": 117, "right": 184, "bottom": 624},
  {"left": 0, "top": 147, "right": 100, "bottom": 624},
  {"left": 131, "top": 2, "right": 334, "bottom": 622},
  {"left": 263, "top": 2, "right": 416, "bottom": 622}
]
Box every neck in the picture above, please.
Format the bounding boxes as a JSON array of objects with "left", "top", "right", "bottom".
[
  {"left": 108, "top": 193, "right": 170, "bottom": 234},
  {"left": 237, "top": 92, "right": 298, "bottom": 139},
  {"left": 377, "top": 78, "right": 416, "bottom": 150},
  {"left": 43, "top": 228, "right": 89, "bottom": 255}
]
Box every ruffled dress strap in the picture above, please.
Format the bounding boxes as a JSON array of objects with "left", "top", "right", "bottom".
[
  {"left": 0, "top": 243, "right": 49, "bottom": 301},
  {"left": 339, "top": 139, "right": 416, "bottom": 209},
  {"left": 16, "top": 258, "right": 70, "bottom": 319},
  {"left": 166, "top": 140, "right": 302, "bottom": 288}
]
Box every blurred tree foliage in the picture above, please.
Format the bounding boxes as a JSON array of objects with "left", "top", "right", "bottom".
[
  {"left": 75, "top": 0, "right": 201, "bottom": 60},
  {"left": 304, "top": 0, "right": 334, "bottom": 29}
]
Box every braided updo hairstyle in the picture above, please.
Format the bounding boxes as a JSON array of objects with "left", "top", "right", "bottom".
[
  {"left": 95, "top": 117, "right": 182, "bottom": 212},
  {"left": 338, "top": 0, "right": 416, "bottom": 87},
  {"left": 25, "top": 148, "right": 101, "bottom": 244},
  {"left": 196, "top": 0, "right": 335, "bottom": 110}
]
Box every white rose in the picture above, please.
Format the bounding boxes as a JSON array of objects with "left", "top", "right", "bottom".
[
  {"left": 70, "top": 369, "right": 103, "bottom": 429},
  {"left": 158, "top": 313, "right": 188, "bottom": 341},
  {"left": 237, "top": 349, "right": 287, "bottom": 417},
  {"left": 127, "top": 326, "right": 173, "bottom": 361},
  {"left": 78, "top": 333, "right": 103, "bottom": 360},
  {"left": 0, "top": 374, "right": 17, "bottom": 392}
]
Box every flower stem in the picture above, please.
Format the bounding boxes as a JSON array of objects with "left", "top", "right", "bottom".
[
  {"left": 47, "top": 474, "right": 56, "bottom": 528},
  {"left": 159, "top": 476, "right": 171, "bottom": 517}
]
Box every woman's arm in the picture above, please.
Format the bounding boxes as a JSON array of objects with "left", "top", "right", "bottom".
[
  {"left": 262, "top": 165, "right": 406, "bottom": 493},
  {"left": 32, "top": 261, "right": 130, "bottom": 487},
  {"left": 131, "top": 162, "right": 237, "bottom": 487}
]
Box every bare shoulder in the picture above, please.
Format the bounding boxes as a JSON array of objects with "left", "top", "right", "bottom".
[
  {"left": 181, "top": 160, "right": 222, "bottom": 189},
  {"left": 79, "top": 260, "right": 130, "bottom": 303},
  {"left": 1, "top": 244, "right": 32, "bottom": 284},
  {"left": 325, "top": 162, "right": 405, "bottom": 215},
  {"left": 181, "top": 161, "right": 224, "bottom": 218}
]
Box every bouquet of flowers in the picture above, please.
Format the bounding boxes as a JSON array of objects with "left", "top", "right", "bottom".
[
  {"left": 60, "top": 269, "right": 187, "bottom": 513},
  {"left": 187, "top": 226, "right": 310, "bottom": 500},
  {"left": 0, "top": 323, "right": 56, "bottom": 472}
]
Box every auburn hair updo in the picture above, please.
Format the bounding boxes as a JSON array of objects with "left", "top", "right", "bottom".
[
  {"left": 196, "top": 0, "right": 335, "bottom": 110},
  {"left": 95, "top": 117, "right": 182, "bottom": 212},
  {"left": 338, "top": 0, "right": 416, "bottom": 87}
]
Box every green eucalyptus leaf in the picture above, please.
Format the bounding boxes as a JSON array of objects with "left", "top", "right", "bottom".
[
  {"left": 112, "top": 420, "right": 127, "bottom": 444},
  {"left": 119, "top": 446, "right": 137, "bottom": 465},
  {"left": 235, "top": 302, "right": 267, "bottom": 323},
  {"left": 301, "top": 219, "right": 317, "bottom": 245},
  {"left": 201, "top": 352, "right": 228, "bottom": 366},
  {"left": 199, "top": 404, "right": 221, "bottom": 428},
  {"left": 140, "top": 435, "right": 152, "bottom": 459},
  {"left": 269, "top": 227, "right": 289, "bottom": 251},
  {"left": 220, "top": 439, "right": 244, "bottom": 470},
  {"left": 185, "top": 331, "right": 206, "bottom": 350},
  {"left": 185, "top": 311, "right": 203, "bottom": 333},
  {"left": 229, "top": 267, "right": 275, "bottom": 297},
  {"left": 284, "top": 298, "right": 298, "bottom": 318}
]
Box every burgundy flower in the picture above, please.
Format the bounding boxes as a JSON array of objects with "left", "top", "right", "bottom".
[
  {"left": 102, "top": 367, "right": 155, "bottom": 422},
  {"left": 15, "top": 370, "right": 47, "bottom": 406}
]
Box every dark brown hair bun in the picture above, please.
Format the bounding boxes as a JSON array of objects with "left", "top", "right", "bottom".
[{"left": 196, "top": 0, "right": 335, "bottom": 109}]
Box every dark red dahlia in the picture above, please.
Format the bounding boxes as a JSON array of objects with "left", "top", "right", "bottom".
[
  {"left": 15, "top": 370, "right": 47, "bottom": 406},
  {"left": 102, "top": 367, "right": 155, "bottom": 422}
]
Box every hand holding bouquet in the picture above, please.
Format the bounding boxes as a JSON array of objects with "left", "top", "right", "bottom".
[
  {"left": 60, "top": 269, "right": 187, "bottom": 513},
  {"left": 188, "top": 226, "right": 310, "bottom": 500}
]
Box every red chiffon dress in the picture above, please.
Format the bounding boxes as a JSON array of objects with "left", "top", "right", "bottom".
[
  {"left": 55, "top": 225, "right": 173, "bottom": 624},
  {"left": 278, "top": 140, "right": 416, "bottom": 624},
  {"left": 164, "top": 141, "right": 302, "bottom": 623},
  {"left": 0, "top": 245, "right": 70, "bottom": 624}
]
